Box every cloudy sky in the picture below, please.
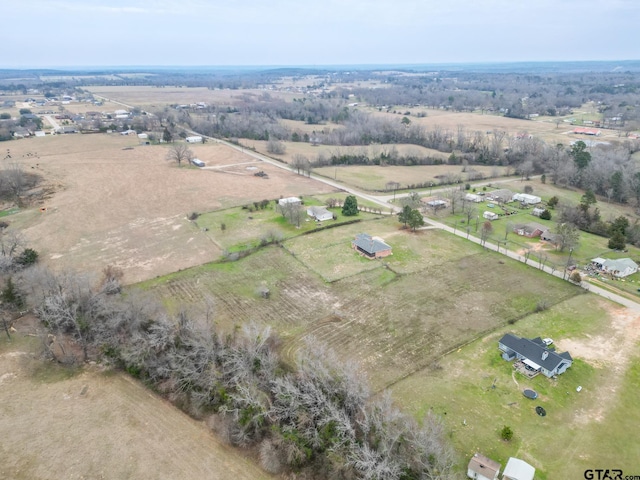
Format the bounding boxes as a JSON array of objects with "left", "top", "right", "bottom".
[{"left": 3, "top": 0, "right": 638, "bottom": 67}]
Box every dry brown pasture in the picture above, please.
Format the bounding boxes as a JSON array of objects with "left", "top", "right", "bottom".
[
  {"left": 6, "top": 134, "right": 335, "bottom": 283},
  {"left": 0, "top": 320, "right": 272, "bottom": 480},
  {"left": 85, "top": 86, "right": 299, "bottom": 111},
  {"left": 366, "top": 106, "right": 627, "bottom": 146}
]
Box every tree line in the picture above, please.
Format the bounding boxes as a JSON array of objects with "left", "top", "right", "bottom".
[{"left": 12, "top": 265, "right": 455, "bottom": 479}]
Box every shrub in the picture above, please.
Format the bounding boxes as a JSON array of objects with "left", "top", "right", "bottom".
[
  {"left": 539, "top": 209, "right": 552, "bottom": 220},
  {"left": 501, "top": 425, "right": 513, "bottom": 441},
  {"left": 188, "top": 212, "right": 200, "bottom": 221},
  {"left": 16, "top": 248, "right": 38, "bottom": 267},
  {"left": 570, "top": 271, "right": 582, "bottom": 283}
]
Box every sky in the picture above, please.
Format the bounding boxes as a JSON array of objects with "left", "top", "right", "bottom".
[{"left": 3, "top": 0, "right": 639, "bottom": 68}]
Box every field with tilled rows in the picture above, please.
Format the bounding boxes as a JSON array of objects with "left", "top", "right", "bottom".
[{"left": 141, "top": 225, "right": 581, "bottom": 391}]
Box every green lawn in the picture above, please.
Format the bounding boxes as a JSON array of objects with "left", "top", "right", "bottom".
[{"left": 392, "top": 295, "right": 639, "bottom": 479}]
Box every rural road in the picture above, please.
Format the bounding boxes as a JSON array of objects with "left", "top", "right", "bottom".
[
  {"left": 44, "top": 114, "right": 61, "bottom": 131},
  {"left": 90, "top": 93, "right": 640, "bottom": 311},
  {"left": 212, "top": 137, "right": 640, "bottom": 311}
]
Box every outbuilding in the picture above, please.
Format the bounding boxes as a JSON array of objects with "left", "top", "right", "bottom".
[
  {"left": 185, "top": 136, "right": 203, "bottom": 143},
  {"left": 483, "top": 211, "right": 499, "bottom": 221}
]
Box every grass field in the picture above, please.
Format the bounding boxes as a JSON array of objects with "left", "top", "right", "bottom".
[
  {"left": 193, "top": 201, "right": 382, "bottom": 252},
  {"left": 141, "top": 217, "right": 581, "bottom": 391},
  {"left": 392, "top": 295, "right": 640, "bottom": 479},
  {"left": 313, "top": 164, "right": 507, "bottom": 192},
  {"left": 0, "top": 318, "right": 273, "bottom": 480}
]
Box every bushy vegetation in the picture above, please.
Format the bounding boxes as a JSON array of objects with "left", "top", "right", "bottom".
[{"left": 25, "top": 268, "right": 455, "bottom": 479}]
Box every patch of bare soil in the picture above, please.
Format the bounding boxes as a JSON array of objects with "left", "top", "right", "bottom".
[
  {"left": 555, "top": 301, "right": 640, "bottom": 425},
  {"left": 0, "top": 317, "right": 273, "bottom": 480}
]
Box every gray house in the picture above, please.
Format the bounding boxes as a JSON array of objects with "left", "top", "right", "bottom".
[{"left": 499, "top": 333, "right": 572, "bottom": 378}]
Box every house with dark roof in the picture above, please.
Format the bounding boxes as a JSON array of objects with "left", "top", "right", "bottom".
[
  {"left": 513, "top": 222, "right": 547, "bottom": 238},
  {"left": 499, "top": 333, "right": 572, "bottom": 378},
  {"left": 352, "top": 233, "right": 392, "bottom": 259},
  {"left": 467, "top": 453, "right": 501, "bottom": 480}
]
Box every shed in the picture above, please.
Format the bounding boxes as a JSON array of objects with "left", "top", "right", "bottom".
[
  {"left": 191, "top": 158, "right": 205, "bottom": 167},
  {"left": 502, "top": 457, "right": 535, "bottom": 480},
  {"left": 185, "top": 136, "right": 203, "bottom": 143},
  {"left": 483, "top": 211, "right": 499, "bottom": 221},
  {"left": 467, "top": 453, "right": 501, "bottom": 480},
  {"left": 531, "top": 207, "right": 546, "bottom": 217}
]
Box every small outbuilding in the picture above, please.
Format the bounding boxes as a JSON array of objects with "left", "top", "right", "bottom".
[
  {"left": 191, "top": 158, "right": 205, "bottom": 167},
  {"left": 502, "top": 457, "right": 535, "bottom": 480},
  {"left": 483, "top": 211, "right": 499, "bottom": 221},
  {"left": 185, "top": 136, "right": 203, "bottom": 143},
  {"left": 352, "top": 233, "right": 392, "bottom": 259},
  {"left": 306, "top": 206, "right": 333, "bottom": 222},
  {"left": 467, "top": 453, "right": 501, "bottom": 480}
]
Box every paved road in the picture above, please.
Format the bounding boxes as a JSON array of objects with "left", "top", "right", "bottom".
[
  {"left": 92, "top": 92, "right": 640, "bottom": 311},
  {"left": 44, "top": 115, "right": 61, "bottom": 131}
]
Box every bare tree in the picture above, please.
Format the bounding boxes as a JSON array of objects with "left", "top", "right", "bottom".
[
  {"left": 166, "top": 143, "right": 194, "bottom": 167},
  {"left": 290, "top": 154, "right": 311, "bottom": 176},
  {"left": 266, "top": 139, "right": 286, "bottom": 155}
]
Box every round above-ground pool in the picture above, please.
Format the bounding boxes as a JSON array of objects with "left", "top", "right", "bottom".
[{"left": 523, "top": 389, "right": 538, "bottom": 399}]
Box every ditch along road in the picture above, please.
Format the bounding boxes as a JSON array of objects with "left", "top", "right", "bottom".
[{"left": 205, "top": 136, "right": 640, "bottom": 312}]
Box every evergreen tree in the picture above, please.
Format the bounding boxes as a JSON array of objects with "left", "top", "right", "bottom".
[
  {"left": 342, "top": 195, "right": 358, "bottom": 216},
  {"left": 398, "top": 205, "right": 412, "bottom": 228},
  {"left": 608, "top": 230, "right": 626, "bottom": 250}
]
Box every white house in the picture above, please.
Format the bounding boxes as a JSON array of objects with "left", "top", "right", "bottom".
[
  {"left": 591, "top": 257, "right": 639, "bottom": 278},
  {"left": 278, "top": 197, "right": 302, "bottom": 207},
  {"left": 512, "top": 193, "right": 541, "bottom": 205},
  {"left": 467, "top": 453, "right": 501, "bottom": 480},
  {"left": 483, "top": 211, "right": 499, "bottom": 221},
  {"left": 185, "top": 136, "right": 203, "bottom": 143},
  {"left": 306, "top": 206, "right": 333, "bottom": 222},
  {"left": 502, "top": 458, "right": 535, "bottom": 480},
  {"left": 465, "top": 193, "right": 484, "bottom": 203}
]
